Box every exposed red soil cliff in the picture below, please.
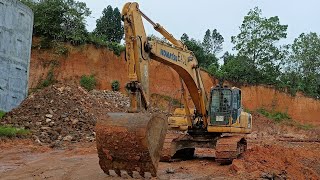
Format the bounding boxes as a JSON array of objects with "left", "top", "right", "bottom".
[
  {"left": 241, "top": 86, "right": 320, "bottom": 126},
  {"left": 28, "top": 42, "right": 320, "bottom": 126}
]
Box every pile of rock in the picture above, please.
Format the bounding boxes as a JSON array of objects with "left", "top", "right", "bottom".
[
  {"left": 1, "top": 84, "right": 169, "bottom": 148},
  {"left": 90, "top": 90, "right": 130, "bottom": 112},
  {"left": 90, "top": 90, "right": 168, "bottom": 114},
  {"left": 1, "top": 84, "right": 108, "bottom": 147}
]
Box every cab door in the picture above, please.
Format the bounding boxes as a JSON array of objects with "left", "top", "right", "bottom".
[
  {"left": 209, "top": 88, "right": 232, "bottom": 126},
  {"left": 231, "top": 90, "right": 241, "bottom": 124}
]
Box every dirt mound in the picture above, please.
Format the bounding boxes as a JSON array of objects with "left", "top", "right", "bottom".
[
  {"left": 232, "top": 144, "right": 320, "bottom": 179},
  {"left": 1, "top": 84, "right": 130, "bottom": 148},
  {"left": 246, "top": 112, "right": 320, "bottom": 144},
  {"left": 235, "top": 112, "right": 320, "bottom": 179}
]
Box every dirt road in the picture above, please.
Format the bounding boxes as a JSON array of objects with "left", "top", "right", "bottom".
[
  {"left": 0, "top": 138, "right": 319, "bottom": 180},
  {"left": 0, "top": 141, "right": 231, "bottom": 180}
]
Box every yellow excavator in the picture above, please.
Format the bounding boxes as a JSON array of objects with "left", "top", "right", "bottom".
[{"left": 96, "top": 2, "right": 252, "bottom": 178}]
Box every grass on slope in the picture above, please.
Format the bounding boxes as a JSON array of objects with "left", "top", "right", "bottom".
[
  {"left": 257, "top": 108, "right": 315, "bottom": 130},
  {"left": 0, "top": 110, "right": 31, "bottom": 138}
]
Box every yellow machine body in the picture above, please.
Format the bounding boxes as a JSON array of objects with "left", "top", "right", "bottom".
[{"left": 96, "top": 2, "right": 252, "bottom": 177}]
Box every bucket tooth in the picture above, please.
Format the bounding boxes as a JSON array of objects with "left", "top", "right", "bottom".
[{"left": 96, "top": 113, "right": 168, "bottom": 177}]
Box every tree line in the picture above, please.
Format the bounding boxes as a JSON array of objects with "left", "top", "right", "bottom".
[
  {"left": 19, "top": 1, "right": 319, "bottom": 98},
  {"left": 180, "top": 7, "right": 320, "bottom": 98},
  {"left": 19, "top": 0, "right": 124, "bottom": 55}
]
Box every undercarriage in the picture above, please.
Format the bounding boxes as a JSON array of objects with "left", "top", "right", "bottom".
[{"left": 161, "top": 130, "right": 247, "bottom": 164}]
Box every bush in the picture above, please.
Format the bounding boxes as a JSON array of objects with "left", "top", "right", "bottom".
[
  {"left": 0, "top": 111, "right": 5, "bottom": 119},
  {"left": 80, "top": 75, "right": 96, "bottom": 91},
  {"left": 244, "top": 108, "right": 252, "bottom": 113},
  {"left": 87, "top": 34, "right": 125, "bottom": 56},
  {"left": 297, "top": 123, "right": 315, "bottom": 130},
  {"left": 258, "top": 108, "right": 316, "bottom": 130},
  {"left": 54, "top": 42, "right": 69, "bottom": 56},
  {"left": 107, "top": 42, "right": 125, "bottom": 56},
  {"left": 257, "top": 108, "right": 291, "bottom": 123},
  {"left": 0, "top": 126, "right": 30, "bottom": 138},
  {"left": 42, "top": 70, "right": 55, "bottom": 87},
  {"left": 111, "top": 80, "right": 120, "bottom": 91},
  {"left": 272, "top": 112, "right": 291, "bottom": 122},
  {"left": 37, "top": 67, "right": 56, "bottom": 90},
  {"left": 39, "top": 36, "right": 53, "bottom": 49}
]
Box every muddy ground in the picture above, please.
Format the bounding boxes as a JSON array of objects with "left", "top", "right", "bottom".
[
  {"left": 1, "top": 122, "right": 319, "bottom": 179},
  {"left": 0, "top": 85, "right": 319, "bottom": 179}
]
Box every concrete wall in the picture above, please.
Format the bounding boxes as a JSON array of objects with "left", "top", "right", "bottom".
[{"left": 0, "top": 0, "right": 33, "bottom": 111}]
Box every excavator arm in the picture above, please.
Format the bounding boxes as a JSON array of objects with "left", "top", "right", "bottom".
[{"left": 123, "top": 2, "right": 208, "bottom": 122}]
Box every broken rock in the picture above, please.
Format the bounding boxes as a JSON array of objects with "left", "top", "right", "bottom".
[
  {"left": 45, "top": 114, "right": 53, "bottom": 119},
  {"left": 63, "top": 135, "right": 73, "bottom": 141}
]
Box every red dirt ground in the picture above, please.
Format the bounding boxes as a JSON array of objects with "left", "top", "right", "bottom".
[{"left": 1, "top": 112, "right": 319, "bottom": 180}]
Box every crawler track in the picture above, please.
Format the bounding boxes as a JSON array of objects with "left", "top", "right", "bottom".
[
  {"left": 160, "top": 131, "right": 183, "bottom": 161},
  {"left": 215, "top": 135, "right": 247, "bottom": 164}
]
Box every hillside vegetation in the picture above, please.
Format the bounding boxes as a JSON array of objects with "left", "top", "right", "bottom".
[{"left": 19, "top": 0, "right": 320, "bottom": 98}]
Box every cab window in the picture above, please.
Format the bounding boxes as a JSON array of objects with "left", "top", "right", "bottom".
[{"left": 211, "top": 89, "right": 232, "bottom": 113}]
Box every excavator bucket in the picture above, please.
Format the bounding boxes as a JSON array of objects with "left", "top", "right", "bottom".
[{"left": 96, "top": 113, "right": 167, "bottom": 177}]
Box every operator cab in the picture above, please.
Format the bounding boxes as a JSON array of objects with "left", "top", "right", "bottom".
[{"left": 209, "top": 85, "right": 242, "bottom": 126}]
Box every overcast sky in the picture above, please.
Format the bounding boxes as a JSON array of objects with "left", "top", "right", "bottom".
[{"left": 79, "top": 0, "right": 319, "bottom": 55}]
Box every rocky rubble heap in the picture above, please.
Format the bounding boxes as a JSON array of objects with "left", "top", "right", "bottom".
[
  {"left": 90, "top": 90, "right": 130, "bottom": 112},
  {"left": 1, "top": 84, "right": 130, "bottom": 147},
  {"left": 91, "top": 89, "right": 168, "bottom": 114}
]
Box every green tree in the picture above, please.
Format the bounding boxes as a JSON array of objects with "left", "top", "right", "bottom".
[
  {"left": 183, "top": 38, "right": 206, "bottom": 66},
  {"left": 182, "top": 33, "right": 219, "bottom": 69},
  {"left": 202, "top": 29, "right": 212, "bottom": 54},
  {"left": 61, "top": 0, "right": 91, "bottom": 44},
  {"left": 278, "top": 70, "right": 302, "bottom": 95},
  {"left": 291, "top": 33, "right": 320, "bottom": 77},
  {"left": 19, "top": 0, "right": 91, "bottom": 44},
  {"left": 181, "top": 33, "right": 190, "bottom": 43},
  {"left": 222, "top": 51, "right": 233, "bottom": 64},
  {"left": 212, "top": 29, "right": 224, "bottom": 54},
  {"left": 32, "top": 0, "right": 65, "bottom": 38},
  {"left": 220, "top": 55, "right": 261, "bottom": 84},
  {"left": 231, "top": 7, "right": 288, "bottom": 85},
  {"left": 202, "top": 29, "right": 224, "bottom": 54},
  {"left": 290, "top": 32, "right": 320, "bottom": 97},
  {"left": 183, "top": 37, "right": 218, "bottom": 68},
  {"left": 94, "top": 5, "right": 124, "bottom": 43}
]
